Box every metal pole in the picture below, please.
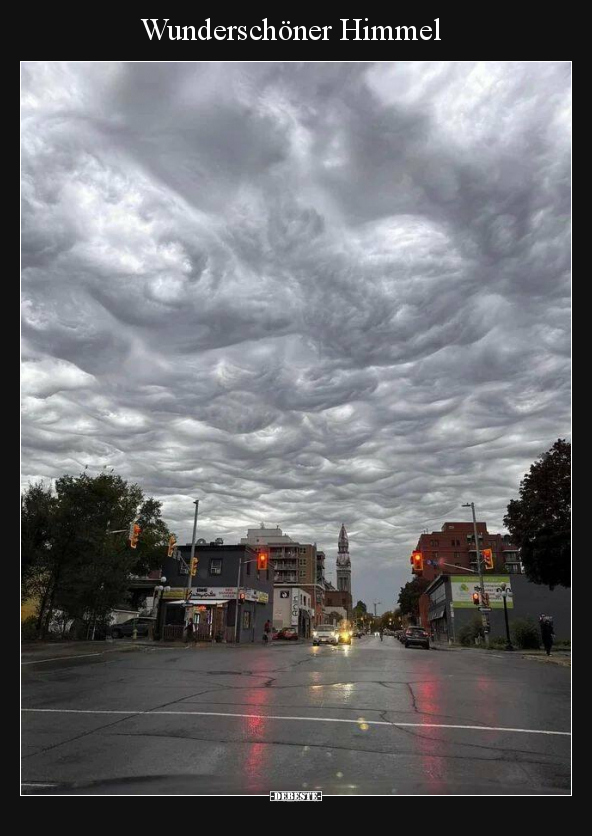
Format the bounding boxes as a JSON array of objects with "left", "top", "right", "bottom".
[
  {"left": 464, "top": 502, "right": 489, "bottom": 647},
  {"left": 234, "top": 556, "right": 242, "bottom": 644},
  {"left": 186, "top": 500, "right": 199, "bottom": 615},
  {"left": 502, "top": 588, "right": 514, "bottom": 651}
]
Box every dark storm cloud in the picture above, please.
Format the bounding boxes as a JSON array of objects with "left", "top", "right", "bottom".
[{"left": 21, "top": 62, "right": 571, "bottom": 607}]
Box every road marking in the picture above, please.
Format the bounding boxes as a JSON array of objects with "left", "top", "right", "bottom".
[
  {"left": 20, "top": 708, "right": 570, "bottom": 737},
  {"left": 21, "top": 653, "right": 104, "bottom": 665},
  {"left": 21, "top": 782, "right": 59, "bottom": 788}
]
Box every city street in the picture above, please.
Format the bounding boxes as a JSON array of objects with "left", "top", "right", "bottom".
[{"left": 21, "top": 634, "right": 571, "bottom": 795}]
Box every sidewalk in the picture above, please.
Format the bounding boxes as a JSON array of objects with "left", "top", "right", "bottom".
[{"left": 430, "top": 640, "right": 570, "bottom": 666}]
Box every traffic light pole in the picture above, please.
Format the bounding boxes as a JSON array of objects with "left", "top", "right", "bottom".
[
  {"left": 463, "top": 502, "right": 489, "bottom": 647},
  {"left": 185, "top": 500, "right": 199, "bottom": 625}
]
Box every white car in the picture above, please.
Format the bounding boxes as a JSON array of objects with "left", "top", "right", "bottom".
[{"left": 313, "top": 625, "right": 339, "bottom": 646}]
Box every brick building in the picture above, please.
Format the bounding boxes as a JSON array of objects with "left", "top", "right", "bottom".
[{"left": 412, "top": 521, "right": 522, "bottom": 583}]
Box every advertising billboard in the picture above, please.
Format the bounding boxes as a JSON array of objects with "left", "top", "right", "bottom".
[{"left": 450, "top": 576, "right": 513, "bottom": 609}]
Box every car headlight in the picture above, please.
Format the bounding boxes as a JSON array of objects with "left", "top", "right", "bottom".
[{"left": 313, "top": 631, "right": 318, "bottom": 637}]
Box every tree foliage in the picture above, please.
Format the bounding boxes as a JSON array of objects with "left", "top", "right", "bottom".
[
  {"left": 397, "top": 577, "right": 430, "bottom": 617},
  {"left": 503, "top": 439, "right": 570, "bottom": 589},
  {"left": 21, "top": 471, "right": 172, "bottom": 637}
]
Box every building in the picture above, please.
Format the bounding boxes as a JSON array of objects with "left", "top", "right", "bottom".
[
  {"left": 412, "top": 521, "right": 522, "bottom": 583},
  {"left": 240, "top": 524, "right": 326, "bottom": 625},
  {"left": 326, "top": 524, "right": 353, "bottom": 619},
  {"left": 159, "top": 542, "right": 273, "bottom": 643},
  {"left": 421, "top": 572, "right": 571, "bottom": 643},
  {"left": 273, "top": 586, "right": 314, "bottom": 636}
]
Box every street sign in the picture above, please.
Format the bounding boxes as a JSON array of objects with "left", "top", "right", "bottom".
[{"left": 479, "top": 607, "right": 492, "bottom": 613}]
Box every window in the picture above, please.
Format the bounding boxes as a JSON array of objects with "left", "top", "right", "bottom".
[
  {"left": 242, "top": 611, "right": 251, "bottom": 629},
  {"left": 454, "top": 552, "right": 460, "bottom": 559},
  {"left": 451, "top": 540, "right": 455, "bottom": 546},
  {"left": 433, "top": 552, "right": 438, "bottom": 559},
  {"left": 209, "top": 558, "right": 222, "bottom": 575}
]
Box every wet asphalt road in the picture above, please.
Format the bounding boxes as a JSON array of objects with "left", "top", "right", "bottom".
[{"left": 21, "top": 635, "right": 571, "bottom": 795}]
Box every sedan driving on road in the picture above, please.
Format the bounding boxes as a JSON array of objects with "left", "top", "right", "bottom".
[
  {"left": 404, "top": 627, "right": 430, "bottom": 649},
  {"left": 312, "top": 625, "right": 338, "bottom": 646}
]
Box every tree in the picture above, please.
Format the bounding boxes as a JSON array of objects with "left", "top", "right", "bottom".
[
  {"left": 398, "top": 577, "right": 430, "bottom": 617},
  {"left": 21, "top": 471, "right": 172, "bottom": 637},
  {"left": 504, "top": 439, "right": 571, "bottom": 589},
  {"left": 352, "top": 600, "right": 367, "bottom": 625}
]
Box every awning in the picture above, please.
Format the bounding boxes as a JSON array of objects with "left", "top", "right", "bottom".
[
  {"left": 429, "top": 606, "right": 446, "bottom": 620},
  {"left": 167, "top": 599, "right": 230, "bottom": 606}
]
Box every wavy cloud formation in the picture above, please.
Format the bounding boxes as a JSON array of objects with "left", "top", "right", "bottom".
[{"left": 21, "top": 62, "right": 571, "bottom": 608}]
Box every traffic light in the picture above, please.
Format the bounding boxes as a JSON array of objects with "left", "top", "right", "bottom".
[
  {"left": 257, "top": 547, "right": 269, "bottom": 572},
  {"left": 239, "top": 591, "right": 245, "bottom": 602},
  {"left": 167, "top": 535, "right": 177, "bottom": 557},
  {"left": 472, "top": 591, "right": 481, "bottom": 606},
  {"left": 482, "top": 549, "right": 494, "bottom": 570},
  {"left": 411, "top": 551, "right": 423, "bottom": 573},
  {"left": 190, "top": 557, "right": 198, "bottom": 576},
  {"left": 129, "top": 522, "right": 141, "bottom": 549}
]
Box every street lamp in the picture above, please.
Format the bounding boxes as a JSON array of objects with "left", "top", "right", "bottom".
[
  {"left": 499, "top": 583, "right": 514, "bottom": 651},
  {"left": 154, "top": 576, "right": 170, "bottom": 640}
]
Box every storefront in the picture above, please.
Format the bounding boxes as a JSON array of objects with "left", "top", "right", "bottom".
[{"left": 161, "top": 586, "right": 271, "bottom": 642}]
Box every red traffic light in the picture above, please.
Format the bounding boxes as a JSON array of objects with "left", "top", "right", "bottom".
[
  {"left": 472, "top": 592, "right": 480, "bottom": 606},
  {"left": 257, "top": 548, "right": 269, "bottom": 571},
  {"left": 239, "top": 591, "right": 246, "bottom": 602},
  {"left": 411, "top": 551, "right": 423, "bottom": 572},
  {"left": 129, "top": 522, "right": 141, "bottom": 549}
]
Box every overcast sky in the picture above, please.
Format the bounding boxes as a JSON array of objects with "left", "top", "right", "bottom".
[{"left": 21, "top": 62, "right": 571, "bottom": 611}]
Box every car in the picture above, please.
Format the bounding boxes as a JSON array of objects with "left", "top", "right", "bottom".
[
  {"left": 397, "top": 630, "right": 407, "bottom": 642},
  {"left": 338, "top": 627, "right": 352, "bottom": 645},
  {"left": 110, "top": 617, "right": 155, "bottom": 639},
  {"left": 404, "top": 627, "right": 430, "bottom": 649},
  {"left": 277, "top": 627, "right": 299, "bottom": 640},
  {"left": 271, "top": 629, "right": 280, "bottom": 640},
  {"left": 312, "top": 625, "right": 339, "bottom": 646},
  {"left": 353, "top": 630, "right": 364, "bottom": 638}
]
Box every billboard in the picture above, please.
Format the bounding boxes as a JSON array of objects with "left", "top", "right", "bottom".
[{"left": 450, "top": 576, "right": 513, "bottom": 609}]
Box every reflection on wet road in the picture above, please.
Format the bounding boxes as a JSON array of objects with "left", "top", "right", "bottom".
[{"left": 21, "top": 634, "right": 570, "bottom": 795}]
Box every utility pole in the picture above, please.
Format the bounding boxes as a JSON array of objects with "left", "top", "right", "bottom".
[
  {"left": 186, "top": 500, "right": 199, "bottom": 621},
  {"left": 462, "top": 502, "right": 489, "bottom": 648}
]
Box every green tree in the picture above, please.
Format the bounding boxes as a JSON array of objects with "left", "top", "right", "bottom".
[
  {"left": 21, "top": 471, "right": 172, "bottom": 638},
  {"left": 398, "top": 576, "right": 430, "bottom": 617},
  {"left": 504, "top": 439, "right": 570, "bottom": 589}
]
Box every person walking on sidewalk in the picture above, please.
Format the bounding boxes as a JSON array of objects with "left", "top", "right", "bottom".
[
  {"left": 185, "top": 618, "right": 196, "bottom": 647},
  {"left": 263, "top": 619, "right": 272, "bottom": 644},
  {"left": 539, "top": 614, "right": 555, "bottom": 656}
]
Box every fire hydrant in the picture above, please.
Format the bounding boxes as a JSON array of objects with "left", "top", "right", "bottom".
[{"left": 132, "top": 625, "right": 138, "bottom": 640}]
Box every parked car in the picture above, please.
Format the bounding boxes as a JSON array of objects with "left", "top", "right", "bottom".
[
  {"left": 404, "top": 626, "right": 430, "bottom": 650},
  {"left": 312, "top": 625, "right": 338, "bottom": 646},
  {"left": 271, "top": 629, "right": 280, "bottom": 641},
  {"left": 278, "top": 627, "right": 299, "bottom": 641},
  {"left": 110, "top": 617, "right": 155, "bottom": 639}
]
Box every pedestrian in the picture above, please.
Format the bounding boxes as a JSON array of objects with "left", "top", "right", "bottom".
[
  {"left": 263, "top": 619, "right": 272, "bottom": 644},
  {"left": 185, "top": 618, "right": 195, "bottom": 647},
  {"left": 539, "top": 614, "right": 555, "bottom": 656}
]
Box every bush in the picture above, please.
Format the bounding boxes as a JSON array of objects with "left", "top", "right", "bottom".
[
  {"left": 489, "top": 637, "right": 508, "bottom": 649},
  {"left": 21, "top": 616, "right": 39, "bottom": 641},
  {"left": 458, "top": 616, "right": 485, "bottom": 646},
  {"left": 512, "top": 618, "right": 541, "bottom": 649}
]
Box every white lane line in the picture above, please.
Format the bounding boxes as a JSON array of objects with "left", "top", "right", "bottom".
[
  {"left": 22, "top": 653, "right": 104, "bottom": 665},
  {"left": 21, "top": 783, "right": 59, "bottom": 788},
  {"left": 20, "top": 708, "right": 570, "bottom": 737}
]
